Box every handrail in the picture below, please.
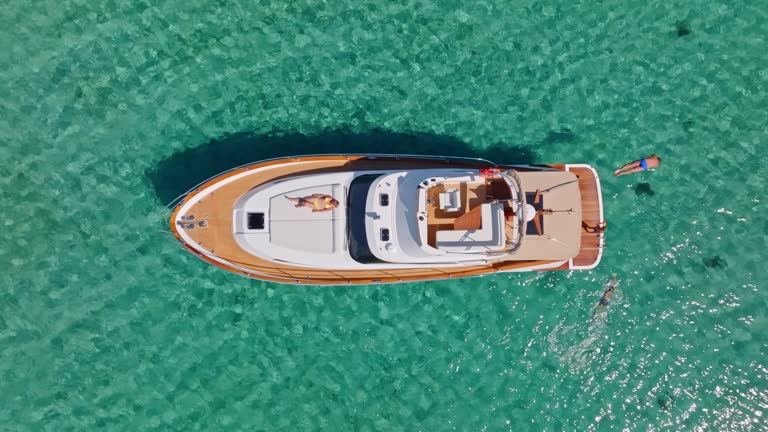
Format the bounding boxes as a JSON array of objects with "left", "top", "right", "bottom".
[
  {"left": 503, "top": 169, "right": 525, "bottom": 252},
  {"left": 164, "top": 153, "right": 496, "bottom": 209}
]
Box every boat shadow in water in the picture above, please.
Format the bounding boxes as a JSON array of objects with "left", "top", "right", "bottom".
[{"left": 146, "top": 129, "right": 538, "bottom": 205}]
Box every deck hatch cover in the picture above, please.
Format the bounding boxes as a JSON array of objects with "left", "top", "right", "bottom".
[{"left": 247, "top": 212, "right": 265, "bottom": 230}]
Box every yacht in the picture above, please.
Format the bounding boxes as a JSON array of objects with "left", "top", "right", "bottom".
[{"left": 170, "top": 155, "right": 604, "bottom": 284}]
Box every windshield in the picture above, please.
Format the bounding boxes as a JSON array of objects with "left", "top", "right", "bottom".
[
  {"left": 501, "top": 169, "right": 525, "bottom": 251},
  {"left": 347, "top": 174, "right": 385, "bottom": 264}
]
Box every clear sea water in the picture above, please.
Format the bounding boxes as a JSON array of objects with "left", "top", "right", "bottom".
[{"left": 2, "top": 0, "right": 767, "bottom": 430}]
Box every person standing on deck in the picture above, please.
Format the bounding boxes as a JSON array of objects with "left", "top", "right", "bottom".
[{"left": 614, "top": 154, "right": 661, "bottom": 176}]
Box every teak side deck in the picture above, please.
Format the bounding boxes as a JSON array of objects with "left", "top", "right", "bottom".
[
  {"left": 170, "top": 156, "right": 603, "bottom": 284},
  {"left": 565, "top": 165, "right": 604, "bottom": 270}
]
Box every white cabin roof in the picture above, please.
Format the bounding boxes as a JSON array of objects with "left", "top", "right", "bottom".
[{"left": 233, "top": 173, "right": 353, "bottom": 266}]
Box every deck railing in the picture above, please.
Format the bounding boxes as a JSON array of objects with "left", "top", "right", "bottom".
[{"left": 164, "top": 153, "right": 496, "bottom": 209}]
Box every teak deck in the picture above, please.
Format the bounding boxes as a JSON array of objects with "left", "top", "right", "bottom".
[
  {"left": 170, "top": 156, "right": 603, "bottom": 284},
  {"left": 425, "top": 182, "right": 487, "bottom": 247},
  {"left": 569, "top": 166, "right": 603, "bottom": 268}
]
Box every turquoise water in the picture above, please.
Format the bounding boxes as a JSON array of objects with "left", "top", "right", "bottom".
[{"left": 2, "top": 0, "right": 767, "bottom": 429}]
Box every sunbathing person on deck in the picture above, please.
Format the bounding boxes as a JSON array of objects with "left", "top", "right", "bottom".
[
  {"left": 582, "top": 221, "right": 607, "bottom": 233},
  {"left": 285, "top": 194, "right": 339, "bottom": 212}
]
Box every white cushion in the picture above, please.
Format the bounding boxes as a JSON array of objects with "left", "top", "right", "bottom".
[{"left": 439, "top": 189, "right": 461, "bottom": 211}]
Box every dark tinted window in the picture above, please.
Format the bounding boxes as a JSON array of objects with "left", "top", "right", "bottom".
[
  {"left": 247, "top": 213, "right": 265, "bottom": 230},
  {"left": 348, "top": 174, "right": 384, "bottom": 264}
]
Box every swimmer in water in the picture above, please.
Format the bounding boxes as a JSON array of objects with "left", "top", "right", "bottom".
[
  {"left": 592, "top": 274, "right": 619, "bottom": 318},
  {"left": 614, "top": 154, "right": 661, "bottom": 176}
]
